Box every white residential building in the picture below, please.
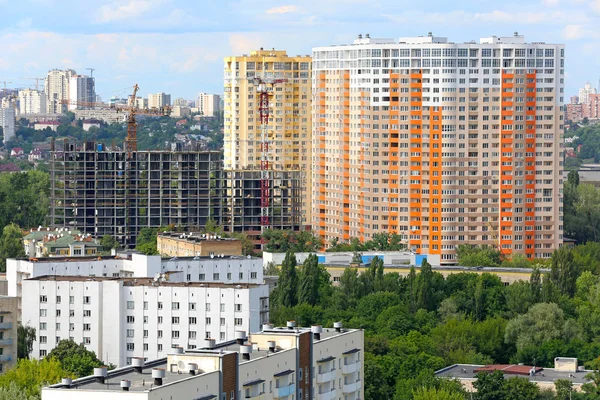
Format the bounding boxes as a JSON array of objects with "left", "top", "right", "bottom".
[
  {"left": 18, "top": 89, "right": 47, "bottom": 114},
  {"left": 197, "top": 93, "right": 221, "bottom": 116},
  {"left": 0, "top": 107, "right": 15, "bottom": 143},
  {"left": 42, "top": 323, "right": 364, "bottom": 400},
  {"left": 24, "top": 276, "right": 269, "bottom": 367},
  {"left": 148, "top": 93, "right": 171, "bottom": 109},
  {"left": 578, "top": 82, "right": 597, "bottom": 105},
  {"left": 8, "top": 253, "right": 264, "bottom": 311},
  {"left": 45, "top": 69, "right": 75, "bottom": 114},
  {"left": 68, "top": 75, "right": 96, "bottom": 110}
]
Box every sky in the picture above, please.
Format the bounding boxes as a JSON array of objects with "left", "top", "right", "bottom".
[{"left": 1, "top": 0, "right": 599, "bottom": 100}]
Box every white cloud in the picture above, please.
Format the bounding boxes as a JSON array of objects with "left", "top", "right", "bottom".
[
  {"left": 383, "top": 9, "right": 589, "bottom": 25},
  {"left": 96, "top": 0, "right": 164, "bottom": 23},
  {"left": 563, "top": 24, "right": 586, "bottom": 40},
  {"left": 542, "top": 0, "right": 559, "bottom": 5},
  {"left": 228, "top": 32, "right": 266, "bottom": 55},
  {"left": 266, "top": 5, "right": 298, "bottom": 14},
  {"left": 591, "top": 0, "right": 600, "bottom": 13}
]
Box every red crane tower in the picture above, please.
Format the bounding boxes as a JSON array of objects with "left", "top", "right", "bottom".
[{"left": 253, "top": 76, "right": 287, "bottom": 243}]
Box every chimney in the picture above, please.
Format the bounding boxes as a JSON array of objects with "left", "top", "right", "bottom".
[
  {"left": 334, "top": 321, "right": 343, "bottom": 333},
  {"left": 187, "top": 363, "right": 198, "bottom": 376},
  {"left": 514, "top": 31, "right": 519, "bottom": 37},
  {"left": 235, "top": 330, "right": 247, "bottom": 345},
  {"left": 240, "top": 344, "right": 253, "bottom": 361},
  {"left": 132, "top": 357, "right": 144, "bottom": 373},
  {"left": 358, "top": 34, "right": 363, "bottom": 39},
  {"left": 365, "top": 33, "right": 370, "bottom": 39},
  {"left": 61, "top": 378, "right": 72, "bottom": 388},
  {"left": 152, "top": 368, "right": 165, "bottom": 386},
  {"left": 94, "top": 366, "right": 108, "bottom": 384},
  {"left": 262, "top": 323, "right": 274, "bottom": 331},
  {"left": 428, "top": 31, "right": 433, "bottom": 37},
  {"left": 286, "top": 320, "right": 296, "bottom": 330},
  {"left": 121, "top": 380, "right": 131, "bottom": 391},
  {"left": 203, "top": 338, "right": 216, "bottom": 349},
  {"left": 267, "top": 340, "right": 276, "bottom": 353},
  {"left": 311, "top": 325, "right": 322, "bottom": 341}
]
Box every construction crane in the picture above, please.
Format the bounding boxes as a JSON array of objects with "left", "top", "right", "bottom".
[
  {"left": 86, "top": 68, "right": 95, "bottom": 78},
  {"left": 253, "top": 76, "right": 288, "bottom": 244},
  {"left": 61, "top": 84, "right": 170, "bottom": 156},
  {"left": 19, "top": 77, "right": 45, "bottom": 91}
]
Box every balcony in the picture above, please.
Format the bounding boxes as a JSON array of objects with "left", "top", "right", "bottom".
[
  {"left": 245, "top": 394, "right": 264, "bottom": 400},
  {"left": 0, "top": 339, "right": 12, "bottom": 346},
  {"left": 343, "top": 380, "right": 362, "bottom": 394},
  {"left": 342, "top": 361, "right": 361, "bottom": 375},
  {"left": 316, "top": 371, "right": 334, "bottom": 384},
  {"left": 316, "top": 389, "right": 336, "bottom": 400},
  {"left": 0, "top": 355, "right": 12, "bottom": 362},
  {"left": 273, "top": 383, "right": 295, "bottom": 399},
  {"left": 0, "top": 323, "right": 12, "bottom": 330}
]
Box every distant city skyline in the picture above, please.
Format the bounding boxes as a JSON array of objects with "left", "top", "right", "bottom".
[{"left": 1, "top": 0, "right": 599, "bottom": 98}]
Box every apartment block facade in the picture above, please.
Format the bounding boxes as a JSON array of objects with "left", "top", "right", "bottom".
[
  {"left": 312, "top": 34, "right": 564, "bottom": 263},
  {"left": 68, "top": 75, "right": 96, "bottom": 110},
  {"left": 18, "top": 88, "right": 47, "bottom": 114},
  {"left": 224, "top": 50, "right": 312, "bottom": 226},
  {"left": 197, "top": 92, "right": 221, "bottom": 116},
  {"left": 43, "top": 323, "right": 364, "bottom": 400},
  {"left": 45, "top": 69, "right": 75, "bottom": 114},
  {"left": 148, "top": 93, "right": 171, "bottom": 109},
  {"left": 0, "top": 297, "right": 17, "bottom": 374},
  {"left": 24, "top": 276, "right": 269, "bottom": 367}
]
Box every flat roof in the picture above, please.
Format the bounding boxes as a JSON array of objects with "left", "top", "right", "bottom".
[
  {"left": 436, "top": 364, "right": 591, "bottom": 385},
  {"left": 28, "top": 275, "right": 263, "bottom": 289}
]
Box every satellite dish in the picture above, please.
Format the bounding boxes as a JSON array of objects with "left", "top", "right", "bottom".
[
  {"left": 154, "top": 273, "right": 161, "bottom": 282},
  {"left": 178, "top": 361, "right": 186, "bottom": 370}
]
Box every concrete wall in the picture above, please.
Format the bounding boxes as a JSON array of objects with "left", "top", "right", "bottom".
[{"left": 157, "top": 236, "right": 243, "bottom": 257}]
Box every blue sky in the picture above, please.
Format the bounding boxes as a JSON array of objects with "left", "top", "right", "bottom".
[{"left": 1, "top": 0, "right": 598, "bottom": 100}]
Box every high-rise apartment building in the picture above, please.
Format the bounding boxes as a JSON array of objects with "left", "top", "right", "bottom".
[
  {"left": 45, "top": 69, "right": 75, "bottom": 114},
  {"left": 312, "top": 33, "right": 564, "bottom": 263},
  {"left": 148, "top": 93, "right": 171, "bottom": 109},
  {"left": 197, "top": 92, "right": 221, "bottom": 116},
  {"left": 18, "top": 88, "right": 47, "bottom": 114},
  {"left": 68, "top": 75, "right": 95, "bottom": 110},
  {"left": 224, "top": 50, "right": 312, "bottom": 225},
  {"left": 0, "top": 106, "right": 15, "bottom": 143},
  {"left": 578, "top": 82, "right": 596, "bottom": 105}
]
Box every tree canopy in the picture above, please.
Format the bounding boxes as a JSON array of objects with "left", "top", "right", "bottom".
[{"left": 47, "top": 339, "right": 104, "bottom": 378}]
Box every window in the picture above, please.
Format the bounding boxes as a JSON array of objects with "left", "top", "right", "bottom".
[
  {"left": 220, "top": 318, "right": 225, "bottom": 326},
  {"left": 235, "top": 304, "right": 242, "bottom": 312},
  {"left": 220, "top": 303, "right": 225, "bottom": 312},
  {"left": 40, "top": 309, "right": 47, "bottom": 317},
  {"left": 39, "top": 350, "right": 47, "bottom": 357},
  {"left": 144, "top": 343, "right": 149, "bottom": 351},
  {"left": 158, "top": 316, "right": 163, "bottom": 324},
  {"left": 143, "top": 330, "right": 148, "bottom": 338},
  {"left": 157, "top": 330, "right": 163, "bottom": 338},
  {"left": 69, "top": 323, "right": 74, "bottom": 331},
  {"left": 39, "top": 322, "right": 47, "bottom": 331},
  {"left": 189, "top": 317, "right": 197, "bottom": 325},
  {"left": 143, "top": 301, "right": 148, "bottom": 310},
  {"left": 83, "top": 324, "right": 91, "bottom": 331},
  {"left": 40, "top": 295, "right": 47, "bottom": 303},
  {"left": 69, "top": 310, "right": 75, "bottom": 317},
  {"left": 84, "top": 337, "right": 91, "bottom": 344},
  {"left": 127, "top": 316, "right": 135, "bottom": 323},
  {"left": 239, "top": 272, "right": 243, "bottom": 279},
  {"left": 55, "top": 323, "right": 60, "bottom": 331},
  {"left": 199, "top": 274, "right": 205, "bottom": 280},
  {"left": 56, "top": 310, "right": 61, "bottom": 317},
  {"left": 83, "top": 310, "right": 91, "bottom": 317},
  {"left": 172, "top": 331, "right": 180, "bottom": 339},
  {"left": 56, "top": 296, "right": 61, "bottom": 304},
  {"left": 235, "top": 318, "right": 243, "bottom": 326},
  {"left": 127, "top": 343, "right": 135, "bottom": 351},
  {"left": 251, "top": 272, "right": 257, "bottom": 279},
  {"left": 127, "top": 301, "right": 134, "bottom": 309},
  {"left": 189, "top": 331, "right": 197, "bottom": 339},
  {"left": 83, "top": 296, "right": 91, "bottom": 304},
  {"left": 127, "top": 329, "right": 134, "bottom": 337},
  {"left": 220, "top": 332, "right": 226, "bottom": 341},
  {"left": 213, "top": 273, "right": 220, "bottom": 280},
  {"left": 157, "top": 302, "right": 163, "bottom": 310},
  {"left": 189, "top": 302, "right": 196, "bottom": 311},
  {"left": 172, "top": 317, "right": 179, "bottom": 324},
  {"left": 172, "top": 302, "right": 180, "bottom": 310},
  {"left": 69, "top": 296, "right": 74, "bottom": 304},
  {"left": 206, "top": 317, "right": 211, "bottom": 325},
  {"left": 158, "top": 344, "right": 163, "bottom": 351}
]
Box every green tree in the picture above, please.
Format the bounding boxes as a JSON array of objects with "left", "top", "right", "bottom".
[
  {"left": 456, "top": 245, "right": 501, "bottom": 267},
  {"left": 135, "top": 227, "right": 158, "bottom": 255},
  {"left": 549, "top": 247, "right": 580, "bottom": 297},
  {"left": 276, "top": 251, "right": 298, "bottom": 307},
  {"left": 582, "top": 358, "right": 600, "bottom": 397},
  {"left": 0, "top": 358, "right": 71, "bottom": 398},
  {"left": 473, "top": 370, "right": 505, "bottom": 400},
  {"left": 335, "top": 267, "right": 361, "bottom": 310},
  {"left": 47, "top": 339, "right": 104, "bottom": 377},
  {"left": 17, "top": 324, "right": 35, "bottom": 360},
  {"left": 100, "top": 234, "right": 119, "bottom": 251},
  {"left": 298, "top": 254, "right": 329, "bottom": 306},
  {"left": 413, "top": 387, "right": 465, "bottom": 400},
  {"left": 505, "top": 303, "right": 576, "bottom": 351},
  {"left": 502, "top": 376, "right": 539, "bottom": 400},
  {"left": 0, "top": 223, "right": 25, "bottom": 272},
  {"left": 0, "top": 383, "right": 37, "bottom": 400},
  {"left": 555, "top": 379, "right": 574, "bottom": 400},
  {"left": 416, "top": 260, "right": 434, "bottom": 311}
]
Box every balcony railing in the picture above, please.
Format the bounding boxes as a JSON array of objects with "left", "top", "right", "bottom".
[
  {"left": 342, "top": 380, "right": 362, "bottom": 394},
  {"left": 342, "top": 361, "right": 361, "bottom": 375},
  {"left": 0, "top": 355, "right": 12, "bottom": 362},
  {"left": 0, "top": 339, "right": 13, "bottom": 346},
  {"left": 316, "top": 370, "right": 334, "bottom": 384},
  {"left": 0, "top": 323, "right": 12, "bottom": 330},
  {"left": 273, "top": 383, "right": 295, "bottom": 399},
  {"left": 316, "top": 389, "right": 336, "bottom": 400}
]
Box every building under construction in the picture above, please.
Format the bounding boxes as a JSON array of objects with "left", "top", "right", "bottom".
[{"left": 49, "top": 139, "right": 301, "bottom": 249}]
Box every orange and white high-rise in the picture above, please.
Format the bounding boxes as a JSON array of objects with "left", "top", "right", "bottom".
[{"left": 312, "top": 33, "right": 564, "bottom": 263}]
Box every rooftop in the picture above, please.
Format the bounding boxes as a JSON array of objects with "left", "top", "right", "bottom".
[
  {"left": 46, "top": 324, "right": 359, "bottom": 392},
  {"left": 436, "top": 364, "right": 592, "bottom": 386},
  {"left": 28, "top": 275, "right": 263, "bottom": 289}
]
